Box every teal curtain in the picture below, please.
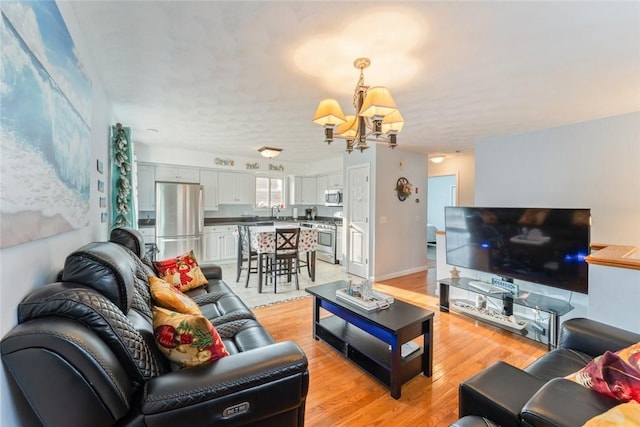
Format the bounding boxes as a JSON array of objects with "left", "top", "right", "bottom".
[{"left": 110, "top": 123, "right": 137, "bottom": 229}]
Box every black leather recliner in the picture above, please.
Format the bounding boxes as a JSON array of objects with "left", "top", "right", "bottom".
[
  {"left": 1, "top": 228, "right": 309, "bottom": 427},
  {"left": 456, "top": 317, "right": 640, "bottom": 427}
]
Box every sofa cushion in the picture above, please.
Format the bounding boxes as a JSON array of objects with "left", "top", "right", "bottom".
[
  {"left": 521, "top": 378, "right": 621, "bottom": 427},
  {"left": 149, "top": 276, "right": 202, "bottom": 315},
  {"left": 153, "top": 250, "right": 208, "bottom": 292},
  {"left": 524, "top": 348, "right": 593, "bottom": 381},
  {"left": 152, "top": 306, "right": 229, "bottom": 367},
  {"left": 216, "top": 319, "right": 276, "bottom": 354}
]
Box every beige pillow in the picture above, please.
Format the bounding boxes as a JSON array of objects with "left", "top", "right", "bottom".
[
  {"left": 148, "top": 275, "right": 202, "bottom": 315},
  {"left": 582, "top": 401, "right": 640, "bottom": 426}
]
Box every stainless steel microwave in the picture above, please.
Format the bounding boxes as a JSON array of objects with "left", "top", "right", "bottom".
[{"left": 324, "top": 189, "right": 343, "bottom": 206}]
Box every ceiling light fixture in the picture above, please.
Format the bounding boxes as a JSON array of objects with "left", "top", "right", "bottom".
[
  {"left": 258, "top": 146, "right": 283, "bottom": 158},
  {"left": 312, "top": 58, "right": 403, "bottom": 153},
  {"left": 430, "top": 155, "right": 445, "bottom": 164}
]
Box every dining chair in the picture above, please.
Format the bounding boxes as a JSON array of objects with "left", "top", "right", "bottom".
[
  {"left": 236, "top": 225, "right": 258, "bottom": 288},
  {"left": 266, "top": 228, "right": 301, "bottom": 293}
]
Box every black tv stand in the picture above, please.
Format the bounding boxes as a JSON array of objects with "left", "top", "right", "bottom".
[{"left": 438, "top": 277, "right": 574, "bottom": 350}]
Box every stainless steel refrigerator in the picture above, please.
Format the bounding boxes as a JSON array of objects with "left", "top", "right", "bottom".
[{"left": 155, "top": 182, "right": 203, "bottom": 260}]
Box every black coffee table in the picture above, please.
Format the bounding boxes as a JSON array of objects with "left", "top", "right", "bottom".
[{"left": 306, "top": 281, "right": 434, "bottom": 399}]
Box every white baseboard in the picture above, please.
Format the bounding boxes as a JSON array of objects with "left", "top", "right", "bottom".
[{"left": 374, "top": 265, "right": 429, "bottom": 282}]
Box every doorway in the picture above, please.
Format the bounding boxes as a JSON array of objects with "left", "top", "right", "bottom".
[
  {"left": 427, "top": 174, "right": 457, "bottom": 260},
  {"left": 346, "top": 163, "right": 370, "bottom": 279}
]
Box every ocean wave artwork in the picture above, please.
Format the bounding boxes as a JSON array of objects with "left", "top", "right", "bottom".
[{"left": 1, "top": 1, "right": 92, "bottom": 248}]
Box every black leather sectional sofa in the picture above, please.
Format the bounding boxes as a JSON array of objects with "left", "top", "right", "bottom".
[
  {"left": 452, "top": 317, "right": 640, "bottom": 427},
  {"left": 1, "top": 228, "right": 309, "bottom": 427}
]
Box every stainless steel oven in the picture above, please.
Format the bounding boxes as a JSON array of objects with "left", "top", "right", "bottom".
[{"left": 302, "top": 222, "right": 337, "bottom": 264}]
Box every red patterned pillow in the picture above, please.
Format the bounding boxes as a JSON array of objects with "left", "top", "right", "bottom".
[
  {"left": 571, "top": 342, "right": 640, "bottom": 403},
  {"left": 153, "top": 250, "right": 208, "bottom": 292},
  {"left": 152, "top": 306, "right": 229, "bottom": 367}
]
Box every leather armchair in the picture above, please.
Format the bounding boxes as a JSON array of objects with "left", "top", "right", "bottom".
[
  {"left": 457, "top": 317, "right": 640, "bottom": 427},
  {"left": 2, "top": 234, "right": 309, "bottom": 427}
]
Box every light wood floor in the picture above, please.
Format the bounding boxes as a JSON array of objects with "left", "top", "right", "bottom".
[{"left": 252, "top": 271, "right": 547, "bottom": 426}]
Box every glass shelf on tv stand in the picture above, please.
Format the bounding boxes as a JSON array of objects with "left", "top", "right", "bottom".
[{"left": 438, "top": 277, "right": 574, "bottom": 350}]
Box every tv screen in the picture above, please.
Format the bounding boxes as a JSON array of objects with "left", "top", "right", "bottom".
[{"left": 444, "top": 207, "right": 590, "bottom": 294}]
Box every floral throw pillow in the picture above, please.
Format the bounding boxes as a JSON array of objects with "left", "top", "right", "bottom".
[
  {"left": 152, "top": 250, "right": 208, "bottom": 292},
  {"left": 148, "top": 275, "right": 202, "bottom": 315},
  {"left": 569, "top": 342, "right": 640, "bottom": 403},
  {"left": 152, "top": 306, "right": 229, "bottom": 367}
]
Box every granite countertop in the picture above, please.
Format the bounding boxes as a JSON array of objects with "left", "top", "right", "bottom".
[
  {"left": 138, "top": 216, "right": 341, "bottom": 228},
  {"left": 203, "top": 216, "right": 340, "bottom": 226}
]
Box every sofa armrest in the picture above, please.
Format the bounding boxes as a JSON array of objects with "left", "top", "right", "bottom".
[
  {"left": 140, "top": 341, "right": 309, "bottom": 426},
  {"left": 200, "top": 264, "right": 222, "bottom": 280},
  {"left": 559, "top": 318, "right": 640, "bottom": 357},
  {"left": 521, "top": 378, "right": 620, "bottom": 427},
  {"left": 1, "top": 318, "right": 134, "bottom": 427}
]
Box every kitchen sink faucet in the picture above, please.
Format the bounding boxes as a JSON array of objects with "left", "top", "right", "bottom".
[{"left": 271, "top": 204, "right": 281, "bottom": 220}]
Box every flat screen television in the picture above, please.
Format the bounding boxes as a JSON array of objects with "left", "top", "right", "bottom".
[{"left": 444, "top": 207, "right": 590, "bottom": 294}]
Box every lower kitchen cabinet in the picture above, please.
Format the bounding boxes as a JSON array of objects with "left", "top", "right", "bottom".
[{"left": 202, "top": 225, "right": 238, "bottom": 263}]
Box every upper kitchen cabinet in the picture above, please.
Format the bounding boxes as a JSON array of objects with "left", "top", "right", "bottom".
[
  {"left": 218, "top": 171, "right": 255, "bottom": 204},
  {"left": 136, "top": 164, "right": 156, "bottom": 211},
  {"left": 155, "top": 165, "right": 200, "bottom": 183},
  {"left": 199, "top": 170, "right": 219, "bottom": 211},
  {"left": 328, "top": 172, "right": 343, "bottom": 188},
  {"left": 289, "top": 176, "right": 317, "bottom": 205},
  {"left": 316, "top": 175, "right": 328, "bottom": 205}
]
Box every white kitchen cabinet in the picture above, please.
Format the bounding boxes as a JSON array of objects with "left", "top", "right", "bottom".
[
  {"left": 301, "top": 176, "right": 317, "bottom": 205},
  {"left": 136, "top": 164, "right": 156, "bottom": 211},
  {"left": 328, "top": 172, "right": 343, "bottom": 188},
  {"left": 289, "top": 176, "right": 317, "bottom": 205},
  {"left": 289, "top": 176, "right": 302, "bottom": 205},
  {"left": 199, "top": 170, "right": 219, "bottom": 211},
  {"left": 316, "top": 175, "right": 328, "bottom": 204},
  {"left": 218, "top": 172, "right": 255, "bottom": 204},
  {"left": 202, "top": 225, "right": 238, "bottom": 263},
  {"left": 155, "top": 165, "right": 200, "bottom": 183}
]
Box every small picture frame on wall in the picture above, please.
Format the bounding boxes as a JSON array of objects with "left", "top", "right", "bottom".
[
  {"left": 96, "top": 159, "right": 104, "bottom": 174},
  {"left": 99, "top": 196, "right": 106, "bottom": 208},
  {"left": 97, "top": 180, "right": 104, "bottom": 193},
  {"left": 100, "top": 212, "right": 107, "bottom": 223}
]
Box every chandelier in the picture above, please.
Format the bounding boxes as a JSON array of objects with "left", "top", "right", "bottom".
[{"left": 312, "top": 58, "right": 404, "bottom": 153}]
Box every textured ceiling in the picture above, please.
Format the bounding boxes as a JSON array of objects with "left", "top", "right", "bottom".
[{"left": 69, "top": 1, "right": 640, "bottom": 163}]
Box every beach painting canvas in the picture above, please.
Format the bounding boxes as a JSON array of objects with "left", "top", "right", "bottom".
[{"left": 1, "top": 1, "right": 92, "bottom": 248}]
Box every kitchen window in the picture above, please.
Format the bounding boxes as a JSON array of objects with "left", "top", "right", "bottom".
[{"left": 255, "top": 176, "right": 285, "bottom": 209}]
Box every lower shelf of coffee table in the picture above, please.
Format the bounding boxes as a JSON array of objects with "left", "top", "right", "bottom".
[{"left": 316, "top": 315, "right": 423, "bottom": 388}]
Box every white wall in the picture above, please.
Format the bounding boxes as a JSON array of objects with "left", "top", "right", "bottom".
[
  {"left": 136, "top": 143, "right": 344, "bottom": 180},
  {"left": 428, "top": 153, "right": 475, "bottom": 207},
  {"left": 473, "top": 112, "right": 640, "bottom": 331},
  {"left": 374, "top": 148, "right": 429, "bottom": 280},
  {"left": 428, "top": 175, "right": 457, "bottom": 231},
  {"left": 0, "top": 3, "right": 113, "bottom": 426},
  {"left": 475, "top": 112, "right": 640, "bottom": 246}
]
